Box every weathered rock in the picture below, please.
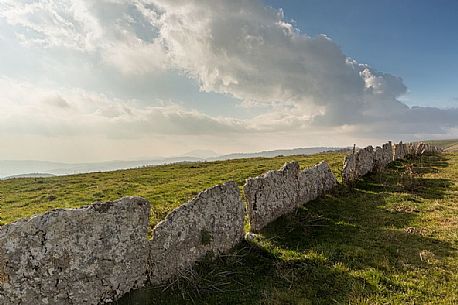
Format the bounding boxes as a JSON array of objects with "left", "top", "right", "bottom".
[
  {"left": 405, "top": 143, "right": 415, "bottom": 156},
  {"left": 394, "top": 141, "right": 407, "bottom": 160},
  {"left": 406, "top": 142, "right": 441, "bottom": 157},
  {"left": 382, "top": 141, "right": 394, "bottom": 165},
  {"left": 343, "top": 140, "right": 442, "bottom": 184},
  {"left": 342, "top": 146, "right": 375, "bottom": 183},
  {"left": 357, "top": 146, "right": 375, "bottom": 176},
  {"left": 0, "top": 197, "right": 150, "bottom": 305},
  {"left": 244, "top": 162, "right": 300, "bottom": 233},
  {"left": 415, "top": 142, "right": 427, "bottom": 155},
  {"left": 373, "top": 146, "right": 384, "bottom": 171},
  {"left": 342, "top": 151, "right": 357, "bottom": 183},
  {"left": 298, "top": 161, "right": 337, "bottom": 203},
  {"left": 148, "top": 181, "right": 244, "bottom": 284}
]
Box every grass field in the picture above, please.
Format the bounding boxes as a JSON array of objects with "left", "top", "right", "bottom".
[
  {"left": 0, "top": 151, "right": 346, "bottom": 227},
  {"left": 117, "top": 152, "right": 458, "bottom": 305},
  {"left": 1, "top": 147, "right": 457, "bottom": 304}
]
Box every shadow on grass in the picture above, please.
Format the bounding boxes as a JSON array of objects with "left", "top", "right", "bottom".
[{"left": 115, "top": 155, "right": 455, "bottom": 305}]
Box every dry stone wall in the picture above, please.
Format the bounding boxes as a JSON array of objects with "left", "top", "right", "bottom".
[
  {"left": 401, "top": 142, "right": 440, "bottom": 158},
  {"left": 373, "top": 146, "right": 384, "bottom": 171},
  {"left": 148, "top": 181, "right": 244, "bottom": 284},
  {"left": 410, "top": 142, "right": 441, "bottom": 156},
  {"left": 298, "top": 161, "right": 338, "bottom": 204},
  {"left": 0, "top": 197, "right": 150, "bottom": 305},
  {"left": 343, "top": 141, "right": 441, "bottom": 184},
  {"left": 244, "top": 162, "right": 300, "bottom": 233},
  {"left": 394, "top": 141, "right": 408, "bottom": 160},
  {"left": 382, "top": 141, "right": 394, "bottom": 166},
  {"left": 342, "top": 145, "right": 376, "bottom": 183},
  {"left": 244, "top": 161, "right": 337, "bottom": 233},
  {"left": 373, "top": 142, "right": 394, "bottom": 172}
]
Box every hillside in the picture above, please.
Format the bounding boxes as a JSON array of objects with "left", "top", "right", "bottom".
[
  {"left": 116, "top": 151, "right": 458, "bottom": 305},
  {"left": 425, "top": 139, "right": 458, "bottom": 152},
  {"left": 0, "top": 151, "right": 345, "bottom": 227},
  {"left": 446, "top": 144, "right": 458, "bottom": 152},
  {"left": 1, "top": 149, "right": 457, "bottom": 304},
  {"left": 0, "top": 147, "right": 343, "bottom": 179}
]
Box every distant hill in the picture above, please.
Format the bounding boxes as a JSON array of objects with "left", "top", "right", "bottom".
[
  {"left": 0, "top": 158, "right": 203, "bottom": 179},
  {"left": 0, "top": 160, "right": 67, "bottom": 179},
  {"left": 209, "top": 147, "right": 345, "bottom": 161},
  {"left": 3, "top": 173, "right": 56, "bottom": 180},
  {"left": 0, "top": 146, "right": 343, "bottom": 178}
]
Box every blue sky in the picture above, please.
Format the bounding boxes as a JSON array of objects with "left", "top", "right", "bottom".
[
  {"left": 0, "top": 0, "right": 457, "bottom": 162},
  {"left": 266, "top": 0, "right": 458, "bottom": 107}
]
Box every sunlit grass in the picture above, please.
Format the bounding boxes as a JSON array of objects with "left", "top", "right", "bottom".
[
  {"left": 2, "top": 149, "right": 457, "bottom": 304},
  {"left": 117, "top": 152, "right": 458, "bottom": 305},
  {"left": 0, "top": 151, "right": 345, "bottom": 228}
]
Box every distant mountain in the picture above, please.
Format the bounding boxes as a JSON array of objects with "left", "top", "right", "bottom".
[
  {"left": 181, "top": 149, "right": 219, "bottom": 159},
  {"left": 0, "top": 146, "right": 343, "bottom": 178}
]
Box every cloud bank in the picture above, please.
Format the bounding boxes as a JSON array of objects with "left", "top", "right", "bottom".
[
  {"left": 145, "top": 0, "right": 457, "bottom": 135},
  {"left": 0, "top": 0, "right": 457, "bottom": 160}
]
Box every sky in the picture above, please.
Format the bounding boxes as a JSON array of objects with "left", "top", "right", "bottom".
[{"left": 0, "top": 0, "right": 457, "bottom": 162}]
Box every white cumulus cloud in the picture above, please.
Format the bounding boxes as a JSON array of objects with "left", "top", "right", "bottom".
[{"left": 0, "top": 0, "right": 457, "bottom": 158}]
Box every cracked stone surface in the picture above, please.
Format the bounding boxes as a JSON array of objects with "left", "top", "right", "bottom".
[
  {"left": 244, "top": 161, "right": 337, "bottom": 233},
  {"left": 373, "top": 146, "right": 384, "bottom": 171},
  {"left": 298, "top": 161, "right": 337, "bottom": 204},
  {"left": 244, "top": 162, "right": 300, "bottom": 233},
  {"left": 382, "top": 141, "right": 394, "bottom": 165},
  {"left": 0, "top": 197, "right": 150, "bottom": 305},
  {"left": 342, "top": 146, "right": 375, "bottom": 183},
  {"left": 343, "top": 141, "right": 441, "bottom": 184},
  {"left": 148, "top": 182, "right": 244, "bottom": 284},
  {"left": 410, "top": 142, "right": 441, "bottom": 156},
  {"left": 394, "top": 141, "right": 407, "bottom": 160}
]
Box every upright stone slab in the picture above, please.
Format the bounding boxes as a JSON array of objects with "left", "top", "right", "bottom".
[
  {"left": 244, "top": 162, "right": 300, "bottom": 233},
  {"left": 393, "top": 144, "right": 402, "bottom": 161},
  {"left": 394, "top": 141, "right": 405, "bottom": 160},
  {"left": 416, "top": 142, "right": 426, "bottom": 155},
  {"left": 298, "top": 161, "right": 337, "bottom": 203},
  {"left": 342, "top": 146, "right": 375, "bottom": 183},
  {"left": 149, "top": 182, "right": 244, "bottom": 284},
  {"left": 406, "top": 143, "right": 414, "bottom": 156},
  {"left": 410, "top": 142, "right": 441, "bottom": 156},
  {"left": 356, "top": 146, "right": 375, "bottom": 176},
  {"left": 342, "top": 152, "right": 357, "bottom": 183},
  {"left": 382, "top": 141, "right": 394, "bottom": 165},
  {"left": 373, "top": 146, "right": 384, "bottom": 171},
  {"left": 0, "top": 197, "right": 150, "bottom": 305}
]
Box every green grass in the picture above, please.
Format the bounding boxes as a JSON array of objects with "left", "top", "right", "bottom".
[
  {"left": 425, "top": 139, "right": 458, "bottom": 152},
  {"left": 2, "top": 150, "right": 457, "bottom": 304},
  {"left": 117, "top": 152, "right": 458, "bottom": 305},
  {"left": 0, "top": 151, "right": 345, "bottom": 227}
]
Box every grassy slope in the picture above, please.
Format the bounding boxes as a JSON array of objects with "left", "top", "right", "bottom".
[
  {"left": 425, "top": 139, "right": 458, "bottom": 152},
  {"left": 445, "top": 144, "right": 458, "bottom": 152},
  {"left": 117, "top": 152, "right": 458, "bottom": 305},
  {"left": 0, "top": 152, "right": 345, "bottom": 227}
]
